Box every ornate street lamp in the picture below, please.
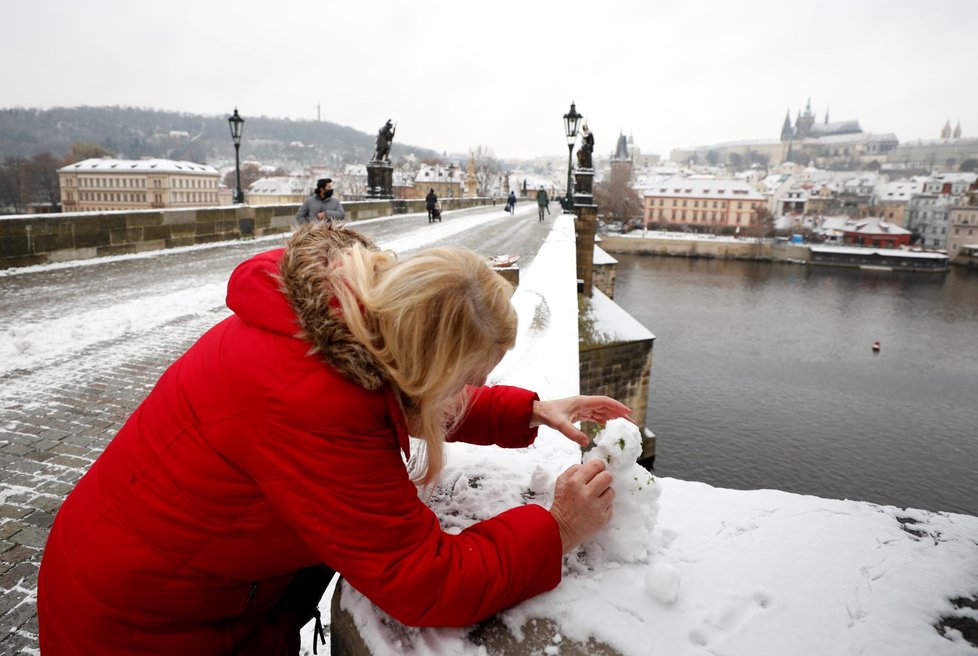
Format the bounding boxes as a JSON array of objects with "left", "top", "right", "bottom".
[
  {"left": 227, "top": 108, "right": 245, "bottom": 204},
  {"left": 562, "top": 101, "right": 582, "bottom": 210}
]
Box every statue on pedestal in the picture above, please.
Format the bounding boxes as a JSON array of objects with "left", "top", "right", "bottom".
[
  {"left": 373, "top": 119, "right": 396, "bottom": 163},
  {"left": 576, "top": 123, "right": 594, "bottom": 170}
]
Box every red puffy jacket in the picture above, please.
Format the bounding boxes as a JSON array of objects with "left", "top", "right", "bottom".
[{"left": 38, "top": 247, "right": 562, "bottom": 655}]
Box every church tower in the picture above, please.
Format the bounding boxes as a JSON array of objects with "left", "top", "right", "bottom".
[
  {"left": 795, "top": 97, "right": 815, "bottom": 138},
  {"left": 953, "top": 121, "right": 962, "bottom": 139},
  {"left": 610, "top": 131, "right": 633, "bottom": 190},
  {"left": 941, "top": 120, "right": 952, "bottom": 139},
  {"left": 780, "top": 109, "right": 794, "bottom": 142}
]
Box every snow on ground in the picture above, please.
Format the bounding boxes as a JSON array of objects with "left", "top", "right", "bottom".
[
  {"left": 321, "top": 214, "right": 978, "bottom": 656},
  {"left": 0, "top": 208, "right": 513, "bottom": 380}
]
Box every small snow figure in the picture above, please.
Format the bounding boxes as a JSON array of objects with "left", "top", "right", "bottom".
[{"left": 582, "top": 418, "right": 660, "bottom": 563}]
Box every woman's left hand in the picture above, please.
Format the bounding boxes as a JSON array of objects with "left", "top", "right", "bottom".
[{"left": 530, "top": 396, "right": 632, "bottom": 447}]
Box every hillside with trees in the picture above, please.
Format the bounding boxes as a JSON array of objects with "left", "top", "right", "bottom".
[{"left": 0, "top": 106, "right": 439, "bottom": 167}]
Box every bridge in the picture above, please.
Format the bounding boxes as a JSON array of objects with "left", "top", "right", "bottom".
[{"left": 0, "top": 202, "right": 654, "bottom": 654}]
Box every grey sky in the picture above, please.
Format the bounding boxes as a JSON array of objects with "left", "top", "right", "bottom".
[{"left": 3, "top": 0, "right": 976, "bottom": 161}]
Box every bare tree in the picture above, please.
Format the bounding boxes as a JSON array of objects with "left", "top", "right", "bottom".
[{"left": 593, "top": 172, "right": 641, "bottom": 224}]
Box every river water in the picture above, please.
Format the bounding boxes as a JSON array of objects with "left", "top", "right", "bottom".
[{"left": 612, "top": 255, "right": 978, "bottom": 516}]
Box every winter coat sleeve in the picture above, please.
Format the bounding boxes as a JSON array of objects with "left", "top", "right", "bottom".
[
  {"left": 295, "top": 198, "right": 311, "bottom": 224},
  {"left": 245, "top": 379, "right": 562, "bottom": 628},
  {"left": 447, "top": 385, "right": 539, "bottom": 448}
]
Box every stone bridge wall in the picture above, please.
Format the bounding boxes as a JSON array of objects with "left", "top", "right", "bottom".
[{"left": 0, "top": 198, "right": 490, "bottom": 268}]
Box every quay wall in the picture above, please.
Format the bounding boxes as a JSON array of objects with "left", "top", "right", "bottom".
[
  {"left": 0, "top": 198, "right": 490, "bottom": 268},
  {"left": 598, "top": 234, "right": 809, "bottom": 262}
]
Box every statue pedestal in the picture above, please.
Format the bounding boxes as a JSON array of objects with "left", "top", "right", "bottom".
[
  {"left": 367, "top": 162, "right": 393, "bottom": 199},
  {"left": 574, "top": 169, "right": 595, "bottom": 207}
]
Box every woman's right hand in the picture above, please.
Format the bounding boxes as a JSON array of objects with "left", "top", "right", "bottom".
[{"left": 549, "top": 459, "right": 615, "bottom": 554}]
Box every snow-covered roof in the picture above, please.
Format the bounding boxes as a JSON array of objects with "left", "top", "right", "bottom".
[
  {"left": 816, "top": 216, "right": 911, "bottom": 236},
  {"left": 644, "top": 176, "right": 764, "bottom": 201},
  {"left": 583, "top": 286, "right": 655, "bottom": 344},
  {"left": 879, "top": 179, "right": 925, "bottom": 201},
  {"left": 60, "top": 158, "right": 218, "bottom": 175},
  {"left": 592, "top": 245, "right": 617, "bottom": 266},
  {"left": 247, "top": 176, "right": 306, "bottom": 195}
]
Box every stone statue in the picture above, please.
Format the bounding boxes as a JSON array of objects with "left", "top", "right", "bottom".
[
  {"left": 577, "top": 123, "right": 594, "bottom": 169},
  {"left": 373, "top": 119, "right": 396, "bottom": 162}
]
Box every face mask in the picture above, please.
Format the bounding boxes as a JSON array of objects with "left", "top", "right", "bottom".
[{"left": 323, "top": 189, "right": 334, "bottom": 199}]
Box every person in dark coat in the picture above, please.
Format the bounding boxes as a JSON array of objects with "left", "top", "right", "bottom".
[
  {"left": 425, "top": 188, "right": 438, "bottom": 222},
  {"left": 507, "top": 191, "right": 517, "bottom": 214},
  {"left": 295, "top": 178, "right": 345, "bottom": 224},
  {"left": 536, "top": 187, "right": 550, "bottom": 222}
]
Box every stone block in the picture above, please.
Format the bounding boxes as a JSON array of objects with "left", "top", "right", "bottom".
[
  {"left": 162, "top": 210, "right": 197, "bottom": 225},
  {"left": 96, "top": 244, "right": 138, "bottom": 257},
  {"left": 0, "top": 236, "right": 30, "bottom": 258},
  {"left": 97, "top": 215, "right": 127, "bottom": 232},
  {"left": 72, "top": 230, "right": 110, "bottom": 249},
  {"left": 141, "top": 224, "right": 171, "bottom": 241},
  {"left": 126, "top": 213, "right": 164, "bottom": 229},
  {"left": 330, "top": 582, "right": 622, "bottom": 656},
  {"left": 109, "top": 227, "right": 142, "bottom": 244},
  {"left": 48, "top": 247, "right": 97, "bottom": 263}
]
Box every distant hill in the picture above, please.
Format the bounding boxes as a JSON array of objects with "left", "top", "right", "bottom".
[{"left": 0, "top": 106, "right": 440, "bottom": 169}]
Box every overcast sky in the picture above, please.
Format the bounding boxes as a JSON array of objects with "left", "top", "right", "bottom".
[{"left": 3, "top": 0, "right": 977, "bottom": 161}]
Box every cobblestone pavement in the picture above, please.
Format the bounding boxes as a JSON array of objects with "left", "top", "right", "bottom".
[{"left": 0, "top": 203, "right": 555, "bottom": 654}]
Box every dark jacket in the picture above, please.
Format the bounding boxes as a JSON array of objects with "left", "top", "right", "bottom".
[{"left": 425, "top": 190, "right": 438, "bottom": 211}]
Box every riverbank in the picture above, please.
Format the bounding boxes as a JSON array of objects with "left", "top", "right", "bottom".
[{"left": 600, "top": 231, "right": 951, "bottom": 273}]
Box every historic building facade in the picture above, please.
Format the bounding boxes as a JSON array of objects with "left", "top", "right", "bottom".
[
  {"left": 58, "top": 158, "right": 220, "bottom": 212},
  {"left": 643, "top": 177, "right": 765, "bottom": 231}
]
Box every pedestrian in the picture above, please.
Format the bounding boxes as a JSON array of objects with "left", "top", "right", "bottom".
[
  {"left": 507, "top": 190, "right": 517, "bottom": 214},
  {"left": 425, "top": 187, "right": 438, "bottom": 222},
  {"left": 295, "top": 177, "right": 345, "bottom": 224},
  {"left": 38, "top": 221, "right": 628, "bottom": 655},
  {"left": 536, "top": 186, "right": 550, "bottom": 222}
]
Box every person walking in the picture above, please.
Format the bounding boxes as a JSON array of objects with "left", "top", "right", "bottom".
[
  {"left": 536, "top": 187, "right": 550, "bottom": 222},
  {"left": 425, "top": 187, "right": 438, "bottom": 222},
  {"left": 507, "top": 190, "right": 517, "bottom": 214},
  {"left": 38, "top": 221, "right": 628, "bottom": 655},
  {"left": 295, "top": 178, "right": 345, "bottom": 224}
]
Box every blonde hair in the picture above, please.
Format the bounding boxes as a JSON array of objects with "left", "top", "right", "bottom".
[{"left": 330, "top": 244, "right": 518, "bottom": 485}]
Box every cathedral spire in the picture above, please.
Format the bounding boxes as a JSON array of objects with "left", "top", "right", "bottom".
[
  {"left": 941, "top": 120, "right": 952, "bottom": 139},
  {"left": 781, "top": 109, "right": 793, "bottom": 142},
  {"left": 953, "top": 121, "right": 962, "bottom": 139}
]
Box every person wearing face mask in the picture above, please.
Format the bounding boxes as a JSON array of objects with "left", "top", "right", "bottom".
[{"left": 296, "top": 177, "right": 345, "bottom": 224}]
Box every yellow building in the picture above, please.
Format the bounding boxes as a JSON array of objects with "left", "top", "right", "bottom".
[
  {"left": 59, "top": 158, "right": 220, "bottom": 212},
  {"left": 643, "top": 176, "right": 765, "bottom": 231}
]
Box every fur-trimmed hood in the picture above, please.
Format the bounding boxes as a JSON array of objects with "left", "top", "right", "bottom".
[
  {"left": 278, "top": 222, "right": 387, "bottom": 390},
  {"left": 225, "top": 222, "right": 387, "bottom": 391}
]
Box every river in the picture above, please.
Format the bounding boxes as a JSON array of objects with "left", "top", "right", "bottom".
[{"left": 612, "top": 255, "right": 978, "bottom": 516}]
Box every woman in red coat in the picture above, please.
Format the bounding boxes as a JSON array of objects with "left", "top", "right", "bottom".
[{"left": 38, "top": 222, "right": 627, "bottom": 654}]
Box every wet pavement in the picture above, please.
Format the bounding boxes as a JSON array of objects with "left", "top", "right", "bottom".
[{"left": 0, "top": 201, "right": 558, "bottom": 654}]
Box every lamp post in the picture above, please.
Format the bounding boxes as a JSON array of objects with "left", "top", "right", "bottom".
[
  {"left": 227, "top": 108, "right": 245, "bottom": 204},
  {"left": 562, "top": 101, "right": 582, "bottom": 210}
]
